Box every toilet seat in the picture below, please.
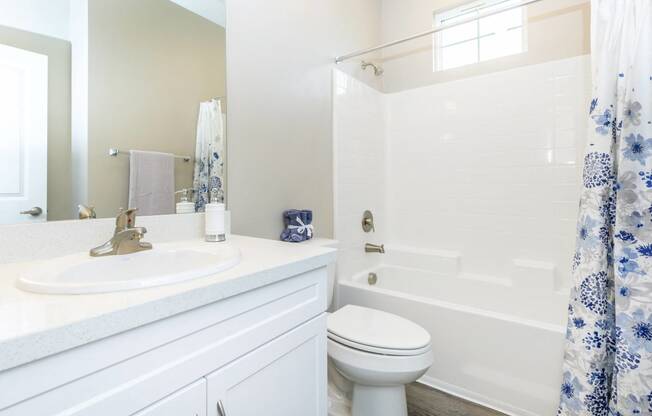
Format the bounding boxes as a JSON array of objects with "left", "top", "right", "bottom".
[
  {"left": 327, "top": 305, "right": 431, "bottom": 356},
  {"left": 327, "top": 331, "right": 431, "bottom": 356}
]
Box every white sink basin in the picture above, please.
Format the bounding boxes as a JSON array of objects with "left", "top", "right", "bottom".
[{"left": 16, "top": 242, "right": 241, "bottom": 295}]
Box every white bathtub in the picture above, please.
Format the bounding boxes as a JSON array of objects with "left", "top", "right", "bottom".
[{"left": 336, "top": 263, "right": 568, "bottom": 416}]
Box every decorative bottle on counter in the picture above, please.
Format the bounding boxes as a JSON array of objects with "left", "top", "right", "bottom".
[
  {"left": 175, "top": 189, "right": 195, "bottom": 214},
  {"left": 205, "top": 188, "right": 225, "bottom": 242}
]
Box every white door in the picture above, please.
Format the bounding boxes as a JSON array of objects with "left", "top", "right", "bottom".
[
  {"left": 0, "top": 43, "right": 47, "bottom": 224},
  {"left": 206, "top": 315, "right": 327, "bottom": 416}
]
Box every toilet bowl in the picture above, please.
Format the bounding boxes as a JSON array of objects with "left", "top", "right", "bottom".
[
  {"left": 327, "top": 305, "right": 433, "bottom": 416},
  {"left": 304, "top": 239, "right": 431, "bottom": 415}
]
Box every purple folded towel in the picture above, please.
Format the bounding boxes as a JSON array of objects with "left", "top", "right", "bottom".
[{"left": 280, "top": 209, "right": 314, "bottom": 242}]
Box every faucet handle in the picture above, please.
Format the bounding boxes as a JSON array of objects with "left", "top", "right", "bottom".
[
  {"left": 115, "top": 208, "right": 138, "bottom": 233},
  {"left": 362, "top": 210, "right": 375, "bottom": 233}
]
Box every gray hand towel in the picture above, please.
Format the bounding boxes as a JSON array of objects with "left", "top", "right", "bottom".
[{"left": 128, "top": 150, "right": 175, "bottom": 215}]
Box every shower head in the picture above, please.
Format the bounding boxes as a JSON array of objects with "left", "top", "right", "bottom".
[{"left": 361, "top": 60, "right": 384, "bottom": 76}]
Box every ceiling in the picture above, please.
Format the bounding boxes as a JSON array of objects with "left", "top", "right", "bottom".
[{"left": 169, "top": 0, "right": 226, "bottom": 27}]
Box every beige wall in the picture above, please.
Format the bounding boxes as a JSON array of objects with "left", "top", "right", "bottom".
[
  {"left": 0, "top": 25, "right": 72, "bottom": 221},
  {"left": 226, "top": 0, "right": 382, "bottom": 240},
  {"left": 380, "top": 0, "right": 590, "bottom": 92},
  {"left": 87, "top": 0, "right": 226, "bottom": 218}
]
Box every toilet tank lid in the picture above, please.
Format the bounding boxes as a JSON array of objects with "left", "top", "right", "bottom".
[{"left": 327, "top": 305, "right": 431, "bottom": 351}]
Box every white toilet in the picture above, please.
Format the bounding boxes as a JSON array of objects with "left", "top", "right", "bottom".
[
  {"left": 327, "top": 305, "right": 433, "bottom": 416},
  {"left": 315, "top": 240, "right": 432, "bottom": 416}
]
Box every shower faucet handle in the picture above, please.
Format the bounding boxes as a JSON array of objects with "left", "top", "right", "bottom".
[{"left": 362, "top": 210, "right": 375, "bottom": 233}]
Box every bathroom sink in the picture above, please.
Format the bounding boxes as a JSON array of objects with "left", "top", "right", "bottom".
[{"left": 16, "top": 242, "right": 241, "bottom": 295}]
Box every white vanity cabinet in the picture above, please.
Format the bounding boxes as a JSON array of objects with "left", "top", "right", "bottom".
[
  {"left": 206, "top": 316, "right": 326, "bottom": 416},
  {"left": 0, "top": 267, "right": 329, "bottom": 416},
  {"left": 132, "top": 379, "right": 207, "bottom": 416}
]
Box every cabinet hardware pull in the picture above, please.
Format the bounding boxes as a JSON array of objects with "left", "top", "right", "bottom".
[{"left": 217, "top": 400, "right": 227, "bottom": 416}]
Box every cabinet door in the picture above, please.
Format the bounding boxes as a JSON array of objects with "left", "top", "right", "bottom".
[
  {"left": 206, "top": 315, "right": 326, "bottom": 416},
  {"left": 132, "top": 379, "right": 206, "bottom": 416}
]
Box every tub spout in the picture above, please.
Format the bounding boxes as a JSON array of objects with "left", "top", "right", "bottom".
[{"left": 365, "top": 243, "right": 385, "bottom": 254}]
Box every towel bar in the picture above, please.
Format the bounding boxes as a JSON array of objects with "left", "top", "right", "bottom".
[{"left": 108, "top": 148, "right": 191, "bottom": 162}]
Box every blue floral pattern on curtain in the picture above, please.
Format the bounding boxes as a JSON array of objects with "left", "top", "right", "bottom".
[
  {"left": 193, "top": 99, "right": 225, "bottom": 212},
  {"left": 558, "top": 1, "right": 652, "bottom": 415}
]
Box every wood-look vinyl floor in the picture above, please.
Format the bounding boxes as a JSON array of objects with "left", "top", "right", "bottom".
[{"left": 406, "top": 383, "right": 507, "bottom": 416}]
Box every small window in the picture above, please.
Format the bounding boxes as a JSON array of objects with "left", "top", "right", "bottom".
[{"left": 433, "top": 0, "right": 526, "bottom": 71}]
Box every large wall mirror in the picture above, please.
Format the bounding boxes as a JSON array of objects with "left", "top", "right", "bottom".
[{"left": 0, "top": 0, "right": 226, "bottom": 225}]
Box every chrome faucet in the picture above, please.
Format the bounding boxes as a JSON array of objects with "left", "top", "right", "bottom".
[
  {"left": 90, "top": 208, "right": 153, "bottom": 257},
  {"left": 365, "top": 243, "right": 385, "bottom": 254}
]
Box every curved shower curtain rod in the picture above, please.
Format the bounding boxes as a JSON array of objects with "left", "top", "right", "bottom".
[{"left": 334, "top": 0, "right": 546, "bottom": 64}]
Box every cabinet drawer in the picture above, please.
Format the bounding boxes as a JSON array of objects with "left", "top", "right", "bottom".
[{"left": 132, "top": 379, "right": 206, "bottom": 416}]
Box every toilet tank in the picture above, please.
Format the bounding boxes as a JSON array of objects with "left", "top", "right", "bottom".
[
  {"left": 326, "top": 250, "right": 337, "bottom": 308},
  {"left": 297, "top": 239, "right": 339, "bottom": 308}
]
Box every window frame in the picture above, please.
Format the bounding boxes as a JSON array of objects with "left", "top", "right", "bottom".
[{"left": 433, "top": 0, "right": 528, "bottom": 72}]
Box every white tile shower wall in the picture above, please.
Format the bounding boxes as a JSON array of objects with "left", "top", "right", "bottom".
[
  {"left": 333, "top": 69, "right": 387, "bottom": 279},
  {"left": 386, "top": 55, "right": 591, "bottom": 289},
  {"left": 383, "top": 245, "right": 461, "bottom": 276}
]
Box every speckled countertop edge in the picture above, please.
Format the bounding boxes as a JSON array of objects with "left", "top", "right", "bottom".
[{"left": 0, "top": 235, "right": 336, "bottom": 372}]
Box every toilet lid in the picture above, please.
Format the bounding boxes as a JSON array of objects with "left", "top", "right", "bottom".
[{"left": 327, "top": 305, "right": 431, "bottom": 353}]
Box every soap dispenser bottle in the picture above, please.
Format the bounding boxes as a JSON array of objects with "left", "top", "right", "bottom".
[
  {"left": 175, "top": 189, "right": 195, "bottom": 214},
  {"left": 205, "top": 188, "right": 225, "bottom": 242}
]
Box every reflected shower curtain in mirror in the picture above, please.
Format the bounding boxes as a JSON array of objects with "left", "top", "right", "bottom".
[
  {"left": 193, "top": 99, "right": 225, "bottom": 212},
  {"left": 559, "top": 1, "right": 652, "bottom": 414}
]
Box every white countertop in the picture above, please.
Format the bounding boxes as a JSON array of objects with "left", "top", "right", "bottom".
[{"left": 0, "top": 235, "right": 336, "bottom": 372}]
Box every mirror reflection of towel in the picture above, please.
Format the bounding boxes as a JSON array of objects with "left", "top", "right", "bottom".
[{"left": 128, "top": 150, "right": 175, "bottom": 215}]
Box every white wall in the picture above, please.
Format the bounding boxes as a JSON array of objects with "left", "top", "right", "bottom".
[
  {"left": 226, "top": 0, "right": 382, "bottom": 239},
  {"left": 70, "top": 0, "right": 88, "bottom": 218},
  {"left": 0, "top": 0, "right": 70, "bottom": 40},
  {"left": 333, "top": 69, "right": 386, "bottom": 279},
  {"left": 333, "top": 55, "right": 591, "bottom": 290}
]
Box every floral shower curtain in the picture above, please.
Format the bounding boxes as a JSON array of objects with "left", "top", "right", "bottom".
[
  {"left": 559, "top": 1, "right": 652, "bottom": 415},
  {"left": 193, "top": 99, "right": 225, "bottom": 212}
]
